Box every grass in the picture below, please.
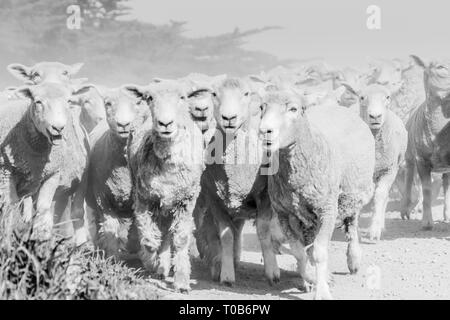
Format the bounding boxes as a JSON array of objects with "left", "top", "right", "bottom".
[{"left": 0, "top": 203, "right": 163, "bottom": 300}]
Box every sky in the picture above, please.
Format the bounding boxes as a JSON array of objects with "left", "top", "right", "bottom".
[{"left": 128, "top": 0, "right": 450, "bottom": 66}]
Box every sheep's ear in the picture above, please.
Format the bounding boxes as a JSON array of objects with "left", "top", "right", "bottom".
[
  {"left": 249, "top": 75, "right": 267, "bottom": 84},
  {"left": 72, "top": 84, "right": 96, "bottom": 96},
  {"left": 123, "top": 84, "right": 152, "bottom": 103},
  {"left": 7, "top": 63, "right": 32, "bottom": 82},
  {"left": 341, "top": 82, "right": 358, "bottom": 96},
  {"left": 68, "top": 63, "right": 84, "bottom": 76},
  {"left": 151, "top": 77, "right": 168, "bottom": 83},
  {"left": 14, "top": 86, "right": 34, "bottom": 100},
  {"left": 410, "top": 55, "right": 427, "bottom": 69}
]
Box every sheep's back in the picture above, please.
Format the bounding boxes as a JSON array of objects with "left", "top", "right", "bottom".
[{"left": 307, "top": 103, "right": 375, "bottom": 204}]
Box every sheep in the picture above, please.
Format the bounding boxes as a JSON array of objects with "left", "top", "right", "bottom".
[
  {"left": 0, "top": 82, "right": 90, "bottom": 239},
  {"left": 182, "top": 74, "right": 226, "bottom": 146},
  {"left": 343, "top": 83, "right": 408, "bottom": 240},
  {"left": 7, "top": 61, "right": 85, "bottom": 85},
  {"left": 5, "top": 61, "right": 101, "bottom": 243},
  {"left": 257, "top": 86, "right": 375, "bottom": 299},
  {"left": 75, "top": 86, "right": 147, "bottom": 259},
  {"left": 125, "top": 81, "right": 205, "bottom": 293},
  {"left": 6, "top": 61, "right": 104, "bottom": 134},
  {"left": 401, "top": 55, "right": 450, "bottom": 229},
  {"left": 69, "top": 86, "right": 106, "bottom": 133},
  {"left": 193, "top": 77, "right": 268, "bottom": 286}
]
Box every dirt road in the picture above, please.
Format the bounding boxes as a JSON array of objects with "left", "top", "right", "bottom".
[{"left": 138, "top": 198, "right": 450, "bottom": 300}]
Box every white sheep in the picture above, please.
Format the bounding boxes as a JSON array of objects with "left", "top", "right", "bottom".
[
  {"left": 258, "top": 86, "right": 375, "bottom": 299},
  {"left": 343, "top": 83, "right": 408, "bottom": 240},
  {"left": 125, "top": 81, "right": 205, "bottom": 293},
  {"left": 75, "top": 86, "right": 147, "bottom": 259},
  {"left": 0, "top": 83, "right": 90, "bottom": 239}
]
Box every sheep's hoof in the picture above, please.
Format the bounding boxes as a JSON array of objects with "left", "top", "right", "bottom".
[
  {"left": 155, "top": 273, "right": 166, "bottom": 281},
  {"left": 297, "top": 279, "right": 312, "bottom": 293},
  {"left": 368, "top": 225, "right": 382, "bottom": 242},
  {"left": 314, "top": 286, "right": 333, "bottom": 300},
  {"left": 210, "top": 263, "right": 220, "bottom": 282},
  {"left": 421, "top": 224, "right": 433, "bottom": 231},
  {"left": 175, "top": 286, "right": 191, "bottom": 294},
  {"left": 400, "top": 211, "right": 410, "bottom": 220},
  {"left": 221, "top": 280, "right": 234, "bottom": 287},
  {"left": 267, "top": 276, "right": 280, "bottom": 286}
]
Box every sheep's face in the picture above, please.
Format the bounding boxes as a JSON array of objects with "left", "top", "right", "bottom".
[
  {"left": 424, "top": 60, "right": 450, "bottom": 100},
  {"left": 18, "top": 83, "right": 73, "bottom": 146},
  {"left": 70, "top": 87, "right": 106, "bottom": 131},
  {"left": 215, "top": 78, "right": 260, "bottom": 134},
  {"left": 259, "top": 91, "right": 302, "bottom": 153},
  {"left": 187, "top": 89, "right": 216, "bottom": 132},
  {"left": 7, "top": 62, "right": 84, "bottom": 85},
  {"left": 149, "top": 90, "right": 189, "bottom": 140},
  {"left": 369, "top": 60, "right": 403, "bottom": 93},
  {"left": 359, "top": 85, "right": 391, "bottom": 130},
  {"left": 102, "top": 89, "right": 140, "bottom": 139}
]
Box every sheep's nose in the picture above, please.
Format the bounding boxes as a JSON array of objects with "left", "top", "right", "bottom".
[
  {"left": 369, "top": 114, "right": 382, "bottom": 121},
  {"left": 195, "top": 105, "right": 208, "bottom": 112},
  {"left": 51, "top": 125, "right": 64, "bottom": 133},
  {"left": 117, "top": 120, "right": 130, "bottom": 129},
  {"left": 222, "top": 114, "right": 237, "bottom": 122},
  {"left": 157, "top": 120, "right": 174, "bottom": 128},
  {"left": 259, "top": 128, "right": 272, "bottom": 135}
]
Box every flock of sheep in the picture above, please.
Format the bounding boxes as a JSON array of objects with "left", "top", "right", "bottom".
[{"left": 0, "top": 55, "right": 449, "bottom": 299}]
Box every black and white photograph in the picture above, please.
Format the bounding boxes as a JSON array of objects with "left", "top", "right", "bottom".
[{"left": 0, "top": 0, "right": 449, "bottom": 305}]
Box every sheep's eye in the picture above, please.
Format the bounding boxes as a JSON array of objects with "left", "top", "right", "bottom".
[
  {"left": 287, "top": 104, "right": 298, "bottom": 113},
  {"left": 180, "top": 95, "right": 186, "bottom": 100},
  {"left": 244, "top": 92, "right": 249, "bottom": 97},
  {"left": 360, "top": 96, "right": 365, "bottom": 101},
  {"left": 32, "top": 72, "right": 41, "bottom": 80},
  {"left": 62, "top": 70, "right": 69, "bottom": 76},
  {"left": 386, "top": 95, "right": 391, "bottom": 100},
  {"left": 104, "top": 100, "right": 112, "bottom": 107}
]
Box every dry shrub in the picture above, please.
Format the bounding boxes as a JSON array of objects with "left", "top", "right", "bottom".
[{"left": 0, "top": 203, "right": 162, "bottom": 300}]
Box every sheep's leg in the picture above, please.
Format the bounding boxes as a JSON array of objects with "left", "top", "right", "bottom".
[
  {"left": 311, "top": 206, "right": 337, "bottom": 300},
  {"left": 345, "top": 215, "right": 362, "bottom": 274},
  {"left": 198, "top": 211, "right": 222, "bottom": 282},
  {"left": 416, "top": 162, "right": 433, "bottom": 230},
  {"left": 135, "top": 202, "right": 161, "bottom": 272},
  {"left": 289, "top": 240, "right": 315, "bottom": 292},
  {"left": 71, "top": 174, "right": 88, "bottom": 246},
  {"left": 0, "top": 169, "right": 16, "bottom": 209},
  {"left": 256, "top": 207, "right": 280, "bottom": 285},
  {"left": 218, "top": 219, "right": 235, "bottom": 286},
  {"left": 171, "top": 210, "right": 194, "bottom": 293},
  {"left": 96, "top": 214, "right": 124, "bottom": 259},
  {"left": 53, "top": 192, "right": 71, "bottom": 238},
  {"left": 85, "top": 204, "right": 97, "bottom": 245},
  {"left": 34, "top": 174, "right": 60, "bottom": 239},
  {"left": 22, "top": 196, "right": 33, "bottom": 223},
  {"left": 442, "top": 174, "right": 450, "bottom": 222},
  {"left": 401, "top": 159, "right": 415, "bottom": 220},
  {"left": 233, "top": 219, "right": 245, "bottom": 268},
  {"left": 369, "top": 170, "right": 397, "bottom": 241},
  {"left": 156, "top": 233, "right": 172, "bottom": 280}
]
